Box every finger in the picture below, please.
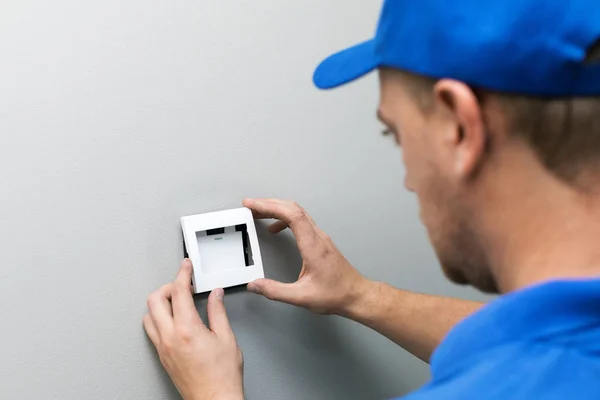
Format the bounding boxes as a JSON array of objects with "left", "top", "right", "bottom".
[
  {"left": 243, "top": 198, "right": 275, "bottom": 219},
  {"left": 243, "top": 199, "right": 323, "bottom": 253},
  {"left": 243, "top": 198, "right": 293, "bottom": 219},
  {"left": 151, "top": 283, "right": 194, "bottom": 301},
  {"left": 143, "top": 314, "right": 160, "bottom": 347},
  {"left": 207, "top": 288, "right": 235, "bottom": 340},
  {"left": 172, "top": 259, "right": 203, "bottom": 326},
  {"left": 244, "top": 198, "right": 317, "bottom": 225},
  {"left": 147, "top": 284, "right": 174, "bottom": 333},
  {"left": 268, "top": 220, "right": 289, "bottom": 233},
  {"left": 247, "top": 278, "right": 306, "bottom": 306},
  {"left": 159, "top": 284, "right": 195, "bottom": 301},
  {"left": 244, "top": 198, "right": 319, "bottom": 228}
]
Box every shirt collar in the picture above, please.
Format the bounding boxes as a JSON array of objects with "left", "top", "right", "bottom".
[{"left": 430, "top": 279, "right": 600, "bottom": 380}]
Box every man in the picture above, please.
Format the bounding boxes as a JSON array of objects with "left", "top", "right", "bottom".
[{"left": 143, "top": 0, "right": 600, "bottom": 399}]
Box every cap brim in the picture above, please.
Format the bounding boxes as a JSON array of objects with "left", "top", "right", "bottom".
[{"left": 313, "top": 39, "right": 379, "bottom": 90}]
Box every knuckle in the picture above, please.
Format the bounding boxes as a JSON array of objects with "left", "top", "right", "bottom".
[
  {"left": 146, "top": 293, "right": 158, "bottom": 308},
  {"left": 172, "top": 284, "right": 185, "bottom": 297},
  {"left": 313, "top": 239, "right": 331, "bottom": 258},
  {"left": 289, "top": 206, "right": 306, "bottom": 224},
  {"left": 160, "top": 284, "right": 172, "bottom": 295},
  {"left": 319, "top": 245, "right": 333, "bottom": 259},
  {"left": 260, "top": 282, "right": 278, "bottom": 300},
  {"left": 294, "top": 203, "right": 304, "bottom": 214},
  {"left": 160, "top": 339, "right": 173, "bottom": 354},
  {"left": 177, "top": 326, "right": 193, "bottom": 341}
]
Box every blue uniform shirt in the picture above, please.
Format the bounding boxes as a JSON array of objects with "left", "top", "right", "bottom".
[{"left": 403, "top": 279, "right": 600, "bottom": 399}]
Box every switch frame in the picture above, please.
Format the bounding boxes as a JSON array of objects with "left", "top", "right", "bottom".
[{"left": 181, "top": 207, "right": 264, "bottom": 294}]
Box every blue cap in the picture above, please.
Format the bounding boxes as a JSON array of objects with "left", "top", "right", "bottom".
[{"left": 313, "top": 0, "right": 600, "bottom": 96}]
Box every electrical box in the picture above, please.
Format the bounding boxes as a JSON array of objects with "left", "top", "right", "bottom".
[{"left": 181, "top": 207, "right": 264, "bottom": 294}]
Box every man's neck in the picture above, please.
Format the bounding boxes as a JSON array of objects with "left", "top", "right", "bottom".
[
  {"left": 495, "top": 206, "right": 600, "bottom": 293},
  {"left": 478, "top": 149, "right": 600, "bottom": 293}
]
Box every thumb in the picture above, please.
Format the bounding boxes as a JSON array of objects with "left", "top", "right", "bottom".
[
  {"left": 207, "top": 288, "right": 234, "bottom": 340},
  {"left": 247, "top": 278, "right": 306, "bottom": 306}
]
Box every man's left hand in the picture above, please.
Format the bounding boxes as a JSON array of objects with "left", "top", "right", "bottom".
[{"left": 143, "top": 259, "right": 244, "bottom": 400}]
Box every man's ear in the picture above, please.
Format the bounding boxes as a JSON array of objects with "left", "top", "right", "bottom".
[{"left": 433, "top": 79, "right": 487, "bottom": 179}]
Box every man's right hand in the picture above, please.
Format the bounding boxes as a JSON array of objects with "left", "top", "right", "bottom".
[
  {"left": 243, "top": 198, "right": 484, "bottom": 362},
  {"left": 242, "top": 198, "right": 368, "bottom": 316}
]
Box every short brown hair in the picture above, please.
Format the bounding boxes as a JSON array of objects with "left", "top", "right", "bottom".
[
  {"left": 495, "top": 40, "right": 600, "bottom": 186},
  {"left": 413, "top": 40, "right": 600, "bottom": 188}
]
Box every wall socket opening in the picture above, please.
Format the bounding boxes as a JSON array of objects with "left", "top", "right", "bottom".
[{"left": 194, "top": 224, "right": 254, "bottom": 275}]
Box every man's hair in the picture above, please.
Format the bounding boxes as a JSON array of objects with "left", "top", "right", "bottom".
[{"left": 413, "top": 40, "right": 600, "bottom": 188}]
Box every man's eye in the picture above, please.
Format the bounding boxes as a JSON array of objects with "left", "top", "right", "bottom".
[{"left": 381, "top": 128, "right": 401, "bottom": 146}]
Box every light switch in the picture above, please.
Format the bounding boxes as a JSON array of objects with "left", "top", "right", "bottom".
[
  {"left": 197, "top": 229, "right": 245, "bottom": 275},
  {"left": 181, "top": 207, "right": 264, "bottom": 294}
]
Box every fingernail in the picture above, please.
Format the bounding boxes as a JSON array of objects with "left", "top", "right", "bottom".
[
  {"left": 183, "top": 259, "right": 192, "bottom": 269},
  {"left": 247, "top": 282, "right": 257, "bottom": 293},
  {"left": 215, "top": 288, "right": 224, "bottom": 300}
]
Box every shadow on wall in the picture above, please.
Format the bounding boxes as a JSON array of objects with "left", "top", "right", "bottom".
[
  {"left": 142, "top": 334, "right": 181, "bottom": 398},
  {"left": 243, "top": 223, "right": 411, "bottom": 399}
]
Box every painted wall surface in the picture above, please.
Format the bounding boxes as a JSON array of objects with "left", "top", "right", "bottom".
[{"left": 0, "top": 1, "right": 488, "bottom": 399}]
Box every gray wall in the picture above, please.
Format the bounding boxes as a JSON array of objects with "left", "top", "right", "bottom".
[{"left": 0, "top": 1, "right": 488, "bottom": 399}]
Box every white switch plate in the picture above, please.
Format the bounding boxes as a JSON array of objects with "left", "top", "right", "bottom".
[{"left": 181, "top": 207, "right": 264, "bottom": 294}]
